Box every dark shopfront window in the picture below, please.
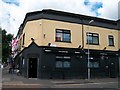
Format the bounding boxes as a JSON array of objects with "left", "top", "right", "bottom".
[
  {"left": 55, "top": 56, "right": 71, "bottom": 68},
  {"left": 56, "top": 29, "right": 71, "bottom": 42},
  {"left": 90, "top": 61, "right": 99, "bottom": 68},
  {"left": 89, "top": 57, "right": 99, "bottom": 68},
  {"left": 87, "top": 32, "right": 99, "bottom": 45}
]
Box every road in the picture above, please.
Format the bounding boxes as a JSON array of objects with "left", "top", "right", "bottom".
[
  {"left": 2, "top": 79, "right": 119, "bottom": 89},
  {"left": 52, "top": 81, "right": 118, "bottom": 88}
]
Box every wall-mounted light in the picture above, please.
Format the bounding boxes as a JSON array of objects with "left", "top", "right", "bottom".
[
  {"left": 31, "top": 38, "right": 34, "bottom": 42},
  {"left": 103, "top": 47, "right": 106, "bottom": 50},
  {"left": 48, "top": 43, "right": 51, "bottom": 46},
  {"left": 39, "top": 22, "right": 42, "bottom": 25},
  {"left": 78, "top": 45, "right": 81, "bottom": 48},
  {"left": 22, "top": 45, "right": 25, "bottom": 48},
  {"left": 44, "top": 34, "right": 46, "bottom": 39},
  {"left": 78, "top": 45, "right": 84, "bottom": 50},
  {"left": 80, "top": 56, "right": 83, "bottom": 58},
  {"left": 81, "top": 46, "right": 84, "bottom": 50},
  {"left": 42, "top": 65, "right": 46, "bottom": 68}
]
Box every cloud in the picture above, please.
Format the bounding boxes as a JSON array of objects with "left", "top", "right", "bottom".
[
  {"left": 0, "top": 0, "right": 119, "bottom": 36},
  {"left": 98, "top": 0, "right": 119, "bottom": 20},
  {"left": 2, "top": 0, "right": 20, "bottom": 6},
  {"left": 84, "top": 0, "right": 103, "bottom": 16},
  {"left": 0, "top": 0, "right": 26, "bottom": 36},
  {"left": 91, "top": 2, "right": 103, "bottom": 16},
  {"left": 118, "top": 1, "right": 120, "bottom": 19}
]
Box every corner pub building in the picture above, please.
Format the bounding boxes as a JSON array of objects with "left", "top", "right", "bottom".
[{"left": 15, "top": 9, "right": 120, "bottom": 79}]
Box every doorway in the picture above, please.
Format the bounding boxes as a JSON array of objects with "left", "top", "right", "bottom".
[
  {"left": 109, "top": 62, "right": 116, "bottom": 78},
  {"left": 28, "top": 58, "right": 37, "bottom": 78}
]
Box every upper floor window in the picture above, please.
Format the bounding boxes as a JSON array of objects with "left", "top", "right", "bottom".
[
  {"left": 56, "top": 29, "right": 71, "bottom": 42},
  {"left": 22, "top": 33, "right": 25, "bottom": 45},
  {"left": 108, "top": 35, "right": 114, "bottom": 46},
  {"left": 86, "top": 32, "right": 99, "bottom": 45}
]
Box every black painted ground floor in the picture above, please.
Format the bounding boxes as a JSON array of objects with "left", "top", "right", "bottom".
[{"left": 15, "top": 42, "right": 119, "bottom": 79}]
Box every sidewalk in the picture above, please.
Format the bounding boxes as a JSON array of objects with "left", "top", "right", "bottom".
[
  {"left": 2, "top": 68, "right": 119, "bottom": 84},
  {"left": 2, "top": 68, "right": 119, "bottom": 88}
]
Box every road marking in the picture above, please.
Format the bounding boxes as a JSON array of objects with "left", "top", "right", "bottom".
[
  {"left": 2, "top": 78, "right": 11, "bottom": 81},
  {"left": 3, "top": 84, "right": 42, "bottom": 85},
  {"left": 54, "top": 82, "right": 118, "bottom": 86},
  {"left": 2, "top": 84, "right": 43, "bottom": 88},
  {"left": 51, "top": 81, "right": 75, "bottom": 83}
]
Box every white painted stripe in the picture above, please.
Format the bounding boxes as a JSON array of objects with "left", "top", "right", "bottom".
[
  {"left": 52, "top": 81, "right": 75, "bottom": 83},
  {"left": 3, "top": 84, "right": 42, "bottom": 85},
  {"left": 54, "top": 82, "right": 118, "bottom": 86}
]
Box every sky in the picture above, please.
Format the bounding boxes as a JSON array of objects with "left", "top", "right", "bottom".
[{"left": 0, "top": 0, "right": 119, "bottom": 36}]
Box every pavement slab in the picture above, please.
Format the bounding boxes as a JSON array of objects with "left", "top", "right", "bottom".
[{"left": 2, "top": 68, "right": 119, "bottom": 89}]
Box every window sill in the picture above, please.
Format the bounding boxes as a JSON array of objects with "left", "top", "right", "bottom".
[
  {"left": 90, "top": 67, "right": 99, "bottom": 69},
  {"left": 55, "top": 68, "right": 71, "bottom": 69},
  {"left": 109, "top": 45, "right": 115, "bottom": 47},
  {"left": 55, "top": 40, "right": 71, "bottom": 43},
  {"left": 86, "top": 43, "right": 99, "bottom": 45}
]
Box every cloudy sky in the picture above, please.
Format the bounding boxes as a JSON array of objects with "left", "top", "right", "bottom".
[{"left": 0, "top": 0, "right": 119, "bottom": 36}]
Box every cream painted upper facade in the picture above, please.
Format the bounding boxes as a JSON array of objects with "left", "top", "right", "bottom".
[
  {"left": 83, "top": 25, "right": 118, "bottom": 51},
  {"left": 18, "top": 19, "right": 119, "bottom": 51},
  {"left": 118, "top": 31, "right": 120, "bottom": 49}
]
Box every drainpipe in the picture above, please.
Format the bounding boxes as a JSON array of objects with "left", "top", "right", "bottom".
[
  {"left": 119, "top": 49, "right": 120, "bottom": 77},
  {"left": 81, "top": 19, "right": 84, "bottom": 49}
]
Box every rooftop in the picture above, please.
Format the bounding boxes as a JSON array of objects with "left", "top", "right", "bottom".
[{"left": 17, "top": 9, "right": 119, "bottom": 37}]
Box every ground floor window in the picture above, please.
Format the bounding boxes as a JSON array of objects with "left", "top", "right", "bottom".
[
  {"left": 21, "top": 57, "right": 25, "bottom": 68},
  {"left": 55, "top": 56, "right": 71, "bottom": 68},
  {"left": 90, "top": 61, "right": 99, "bottom": 68}
]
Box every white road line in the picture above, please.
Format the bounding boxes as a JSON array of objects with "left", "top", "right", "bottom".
[
  {"left": 51, "top": 81, "right": 75, "bottom": 83},
  {"left": 54, "top": 82, "right": 118, "bottom": 86},
  {"left": 2, "top": 84, "right": 42, "bottom": 86}
]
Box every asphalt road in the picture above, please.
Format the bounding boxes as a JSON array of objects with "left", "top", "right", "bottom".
[
  {"left": 2, "top": 79, "right": 119, "bottom": 89},
  {"left": 52, "top": 81, "right": 118, "bottom": 88}
]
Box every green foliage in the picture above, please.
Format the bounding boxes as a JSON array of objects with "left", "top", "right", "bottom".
[
  {"left": 1, "top": 27, "right": 13, "bottom": 63},
  {"left": 0, "top": 28, "right": 2, "bottom": 63}
]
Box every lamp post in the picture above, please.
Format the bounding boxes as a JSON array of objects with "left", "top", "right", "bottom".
[{"left": 87, "top": 20, "right": 94, "bottom": 80}]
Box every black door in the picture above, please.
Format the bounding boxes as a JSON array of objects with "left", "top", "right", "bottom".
[
  {"left": 109, "top": 62, "right": 116, "bottom": 78},
  {"left": 28, "top": 58, "right": 37, "bottom": 78}
]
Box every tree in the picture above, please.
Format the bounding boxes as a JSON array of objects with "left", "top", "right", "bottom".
[
  {"left": 0, "top": 28, "right": 2, "bottom": 63},
  {"left": 1, "top": 27, "right": 13, "bottom": 63}
]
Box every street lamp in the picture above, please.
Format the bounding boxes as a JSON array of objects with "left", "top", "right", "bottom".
[{"left": 87, "top": 20, "right": 94, "bottom": 80}]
